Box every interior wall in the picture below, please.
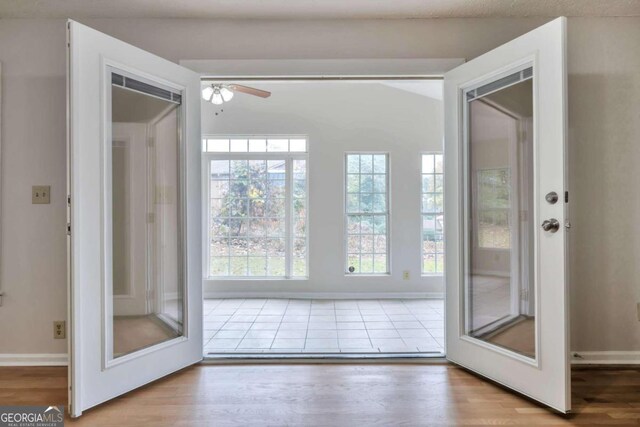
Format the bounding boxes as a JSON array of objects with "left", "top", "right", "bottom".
[
  {"left": 0, "top": 17, "right": 638, "bottom": 354},
  {"left": 201, "top": 82, "right": 443, "bottom": 296}
]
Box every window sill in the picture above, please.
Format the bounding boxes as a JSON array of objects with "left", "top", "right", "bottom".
[{"left": 343, "top": 273, "right": 391, "bottom": 277}]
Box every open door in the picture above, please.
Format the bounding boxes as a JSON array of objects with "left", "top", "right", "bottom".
[
  {"left": 67, "top": 21, "right": 202, "bottom": 417},
  {"left": 444, "top": 17, "right": 569, "bottom": 412}
]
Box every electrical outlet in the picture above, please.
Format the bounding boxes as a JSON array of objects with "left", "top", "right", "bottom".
[
  {"left": 403, "top": 270, "right": 410, "bottom": 280},
  {"left": 32, "top": 185, "right": 51, "bottom": 204},
  {"left": 53, "top": 321, "right": 66, "bottom": 339}
]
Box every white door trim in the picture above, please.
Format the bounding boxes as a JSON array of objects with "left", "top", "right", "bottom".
[{"left": 179, "top": 59, "right": 464, "bottom": 79}]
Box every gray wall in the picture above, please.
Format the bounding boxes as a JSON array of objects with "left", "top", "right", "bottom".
[{"left": 0, "top": 17, "right": 638, "bottom": 354}]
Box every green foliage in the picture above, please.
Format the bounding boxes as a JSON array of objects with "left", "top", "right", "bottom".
[{"left": 218, "top": 161, "right": 267, "bottom": 235}]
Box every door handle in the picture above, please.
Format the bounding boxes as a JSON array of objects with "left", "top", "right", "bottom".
[{"left": 541, "top": 218, "right": 560, "bottom": 233}]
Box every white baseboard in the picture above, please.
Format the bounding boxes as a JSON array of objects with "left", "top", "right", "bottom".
[
  {"left": 0, "top": 353, "right": 68, "bottom": 366},
  {"left": 204, "top": 291, "right": 444, "bottom": 300},
  {"left": 2, "top": 351, "right": 638, "bottom": 366},
  {"left": 571, "top": 351, "right": 640, "bottom": 365}
]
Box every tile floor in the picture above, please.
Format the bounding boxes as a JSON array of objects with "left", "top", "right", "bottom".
[{"left": 203, "top": 298, "right": 444, "bottom": 354}]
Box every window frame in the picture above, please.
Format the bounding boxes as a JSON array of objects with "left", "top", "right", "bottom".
[
  {"left": 421, "top": 152, "right": 445, "bottom": 276},
  {"left": 202, "top": 135, "right": 309, "bottom": 280},
  {"left": 343, "top": 152, "right": 391, "bottom": 276}
]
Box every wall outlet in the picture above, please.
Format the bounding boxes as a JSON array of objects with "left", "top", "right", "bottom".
[
  {"left": 403, "top": 270, "right": 410, "bottom": 280},
  {"left": 53, "top": 321, "right": 66, "bottom": 339},
  {"left": 32, "top": 185, "right": 51, "bottom": 204}
]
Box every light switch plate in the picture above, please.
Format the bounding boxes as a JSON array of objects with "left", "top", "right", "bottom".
[{"left": 32, "top": 185, "right": 51, "bottom": 204}]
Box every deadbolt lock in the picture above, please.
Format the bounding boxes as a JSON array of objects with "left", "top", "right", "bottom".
[{"left": 545, "top": 191, "right": 558, "bottom": 204}]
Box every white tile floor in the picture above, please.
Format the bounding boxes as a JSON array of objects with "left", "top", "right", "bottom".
[{"left": 203, "top": 298, "right": 444, "bottom": 354}]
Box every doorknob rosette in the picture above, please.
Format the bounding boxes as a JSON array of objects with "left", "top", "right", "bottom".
[{"left": 541, "top": 218, "right": 560, "bottom": 233}]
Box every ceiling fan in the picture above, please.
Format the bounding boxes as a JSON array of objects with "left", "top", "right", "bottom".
[{"left": 201, "top": 83, "right": 271, "bottom": 105}]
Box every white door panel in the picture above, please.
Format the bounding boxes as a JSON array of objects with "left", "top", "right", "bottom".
[
  {"left": 444, "top": 17, "right": 569, "bottom": 412},
  {"left": 67, "top": 20, "right": 202, "bottom": 417}
]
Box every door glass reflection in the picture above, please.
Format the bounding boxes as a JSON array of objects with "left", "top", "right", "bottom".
[
  {"left": 465, "top": 69, "right": 535, "bottom": 359},
  {"left": 110, "top": 74, "right": 184, "bottom": 359}
]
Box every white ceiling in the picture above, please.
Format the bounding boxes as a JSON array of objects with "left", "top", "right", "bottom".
[
  {"left": 208, "top": 80, "right": 444, "bottom": 101},
  {"left": 2, "top": 0, "right": 639, "bottom": 19}
]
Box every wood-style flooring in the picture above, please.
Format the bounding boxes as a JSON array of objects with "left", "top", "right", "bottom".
[{"left": 1, "top": 364, "right": 639, "bottom": 426}]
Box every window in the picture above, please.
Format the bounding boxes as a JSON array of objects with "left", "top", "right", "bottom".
[
  {"left": 421, "top": 154, "right": 444, "bottom": 274},
  {"left": 203, "top": 137, "right": 307, "bottom": 153},
  {"left": 477, "top": 168, "right": 511, "bottom": 249},
  {"left": 345, "top": 153, "right": 389, "bottom": 274},
  {"left": 204, "top": 137, "right": 308, "bottom": 278}
]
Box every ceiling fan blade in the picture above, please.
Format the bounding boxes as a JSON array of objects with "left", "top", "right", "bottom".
[{"left": 228, "top": 84, "right": 271, "bottom": 98}]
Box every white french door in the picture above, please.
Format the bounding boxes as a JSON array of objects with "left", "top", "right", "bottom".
[
  {"left": 67, "top": 21, "right": 202, "bottom": 417},
  {"left": 444, "top": 18, "right": 570, "bottom": 412}
]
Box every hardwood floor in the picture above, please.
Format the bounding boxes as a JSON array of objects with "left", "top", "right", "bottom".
[{"left": 1, "top": 364, "right": 639, "bottom": 426}]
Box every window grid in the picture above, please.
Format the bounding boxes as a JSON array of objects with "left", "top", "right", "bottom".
[
  {"left": 477, "top": 168, "right": 511, "bottom": 249},
  {"left": 205, "top": 137, "right": 308, "bottom": 279},
  {"left": 345, "top": 153, "right": 389, "bottom": 275},
  {"left": 203, "top": 137, "right": 307, "bottom": 153},
  {"left": 421, "top": 154, "right": 444, "bottom": 274}
]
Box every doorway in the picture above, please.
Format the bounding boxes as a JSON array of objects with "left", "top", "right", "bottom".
[
  {"left": 68, "top": 19, "right": 568, "bottom": 414},
  {"left": 199, "top": 78, "right": 446, "bottom": 356}
]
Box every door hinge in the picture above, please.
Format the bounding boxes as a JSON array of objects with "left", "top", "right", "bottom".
[
  {"left": 67, "top": 195, "right": 71, "bottom": 207},
  {"left": 66, "top": 223, "right": 71, "bottom": 236},
  {"left": 565, "top": 191, "right": 569, "bottom": 203}
]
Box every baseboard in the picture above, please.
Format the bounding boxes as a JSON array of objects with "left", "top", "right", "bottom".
[
  {"left": 571, "top": 351, "right": 640, "bottom": 365},
  {"left": 204, "top": 291, "right": 444, "bottom": 300},
  {"left": 2, "top": 351, "right": 637, "bottom": 366},
  {"left": 0, "top": 353, "right": 68, "bottom": 366}
]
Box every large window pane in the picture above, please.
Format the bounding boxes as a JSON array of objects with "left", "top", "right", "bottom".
[
  {"left": 292, "top": 159, "right": 307, "bottom": 277},
  {"left": 465, "top": 72, "right": 535, "bottom": 359},
  {"left": 110, "top": 78, "right": 183, "bottom": 360},
  {"left": 345, "top": 154, "right": 389, "bottom": 274},
  {"left": 422, "top": 154, "right": 444, "bottom": 274},
  {"left": 205, "top": 138, "right": 308, "bottom": 279}
]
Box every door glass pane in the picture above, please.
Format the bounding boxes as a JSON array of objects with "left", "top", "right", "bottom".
[
  {"left": 110, "top": 75, "right": 184, "bottom": 359},
  {"left": 465, "top": 70, "right": 535, "bottom": 359}
]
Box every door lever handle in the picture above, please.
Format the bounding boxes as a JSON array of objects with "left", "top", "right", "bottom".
[{"left": 541, "top": 218, "right": 560, "bottom": 233}]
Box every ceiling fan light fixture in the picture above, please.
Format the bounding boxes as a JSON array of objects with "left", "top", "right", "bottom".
[
  {"left": 211, "top": 88, "right": 224, "bottom": 105},
  {"left": 201, "top": 85, "right": 214, "bottom": 101},
  {"left": 220, "top": 86, "right": 234, "bottom": 102}
]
